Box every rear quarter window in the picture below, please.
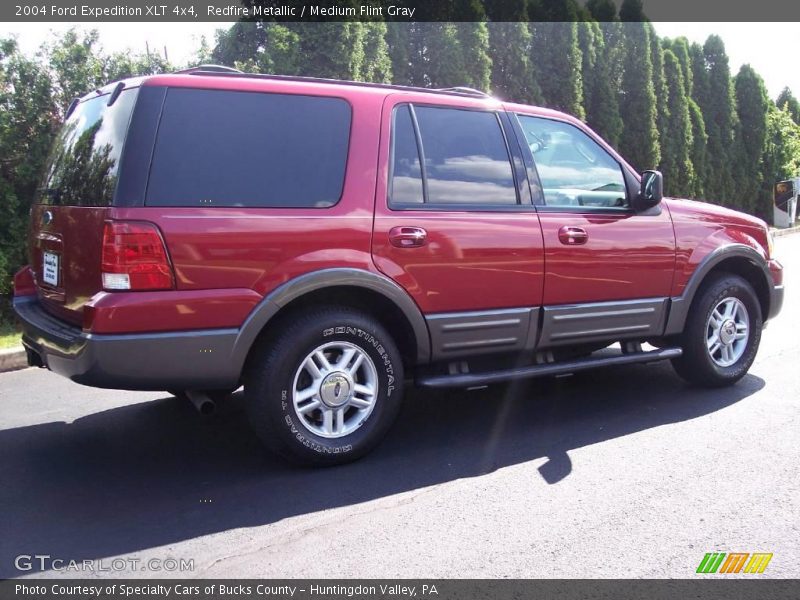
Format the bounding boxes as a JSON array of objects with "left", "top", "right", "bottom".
[
  {"left": 37, "top": 88, "right": 138, "bottom": 207},
  {"left": 145, "top": 88, "right": 352, "bottom": 208}
]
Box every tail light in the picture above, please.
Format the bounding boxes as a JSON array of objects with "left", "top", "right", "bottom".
[{"left": 101, "top": 221, "right": 174, "bottom": 291}]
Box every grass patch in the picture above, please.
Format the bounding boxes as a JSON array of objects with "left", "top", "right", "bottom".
[{"left": 0, "top": 322, "right": 21, "bottom": 350}]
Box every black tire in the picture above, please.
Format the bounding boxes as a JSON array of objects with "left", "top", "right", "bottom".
[
  {"left": 244, "top": 307, "right": 404, "bottom": 466},
  {"left": 671, "top": 273, "right": 762, "bottom": 387}
]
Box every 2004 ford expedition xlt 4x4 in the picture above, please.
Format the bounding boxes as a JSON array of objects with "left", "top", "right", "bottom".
[{"left": 14, "top": 66, "right": 784, "bottom": 465}]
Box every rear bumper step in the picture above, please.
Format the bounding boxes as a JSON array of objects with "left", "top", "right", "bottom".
[{"left": 416, "top": 347, "right": 682, "bottom": 389}]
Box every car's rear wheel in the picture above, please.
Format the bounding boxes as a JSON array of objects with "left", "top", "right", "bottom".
[
  {"left": 671, "top": 273, "right": 762, "bottom": 387},
  {"left": 245, "top": 307, "right": 404, "bottom": 466}
]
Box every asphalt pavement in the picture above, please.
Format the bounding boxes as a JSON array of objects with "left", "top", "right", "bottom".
[{"left": 0, "top": 235, "right": 797, "bottom": 579}]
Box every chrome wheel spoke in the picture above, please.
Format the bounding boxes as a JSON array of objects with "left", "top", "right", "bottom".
[
  {"left": 334, "top": 408, "right": 345, "bottom": 434},
  {"left": 314, "top": 350, "right": 332, "bottom": 373},
  {"left": 322, "top": 408, "right": 334, "bottom": 434},
  {"left": 291, "top": 341, "right": 379, "bottom": 439},
  {"left": 297, "top": 399, "right": 321, "bottom": 415},
  {"left": 348, "top": 353, "right": 365, "bottom": 376},
  {"left": 303, "top": 356, "right": 323, "bottom": 379},
  {"left": 706, "top": 297, "right": 749, "bottom": 368},
  {"left": 336, "top": 348, "right": 357, "bottom": 370},
  {"left": 296, "top": 386, "right": 318, "bottom": 403},
  {"left": 354, "top": 383, "right": 375, "bottom": 398},
  {"left": 350, "top": 396, "right": 372, "bottom": 409}
]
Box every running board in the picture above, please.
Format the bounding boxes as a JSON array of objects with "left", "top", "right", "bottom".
[{"left": 416, "top": 347, "right": 682, "bottom": 389}]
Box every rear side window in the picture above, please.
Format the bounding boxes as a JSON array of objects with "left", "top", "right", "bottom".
[
  {"left": 389, "top": 104, "right": 518, "bottom": 207},
  {"left": 146, "top": 89, "right": 351, "bottom": 208},
  {"left": 37, "top": 88, "right": 138, "bottom": 207}
]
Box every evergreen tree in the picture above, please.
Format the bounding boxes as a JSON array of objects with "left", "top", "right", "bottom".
[
  {"left": 586, "top": 0, "right": 617, "bottom": 21},
  {"left": 662, "top": 37, "right": 693, "bottom": 96},
  {"left": 759, "top": 104, "right": 800, "bottom": 222},
  {"left": 734, "top": 65, "right": 770, "bottom": 213},
  {"left": 660, "top": 49, "right": 694, "bottom": 196},
  {"left": 618, "top": 0, "right": 645, "bottom": 21},
  {"left": 487, "top": 0, "right": 540, "bottom": 102},
  {"left": 360, "top": 21, "right": 392, "bottom": 83},
  {"left": 618, "top": 22, "right": 660, "bottom": 170},
  {"left": 385, "top": 22, "right": 411, "bottom": 85},
  {"left": 688, "top": 98, "right": 709, "bottom": 198},
  {"left": 529, "top": 22, "right": 584, "bottom": 118},
  {"left": 455, "top": 22, "right": 492, "bottom": 91},
  {"left": 776, "top": 86, "right": 800, "bottom": 124},
  {"left": 488, "top": 21, "right": 540, "bottom": 103},
  {"left": 580, "top": 21, "right": 623, "bottom": 146},
  {"left": 698, "top": 35, "right": 738, "bottom": 203},
  {"left": 292, "top": 21, "right": 366, "bottom": 80},
  {"left": 647, "top": 23, "right": 669, "bottom": 152}
]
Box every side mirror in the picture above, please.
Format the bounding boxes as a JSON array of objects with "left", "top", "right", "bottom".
[{"left": 634, "top": 170, "right": 663, "bottom": 211}]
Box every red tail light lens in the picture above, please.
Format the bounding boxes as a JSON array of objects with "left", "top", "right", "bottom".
[{"left": 101, "top": 221, "right": 174, "bottom": 291}]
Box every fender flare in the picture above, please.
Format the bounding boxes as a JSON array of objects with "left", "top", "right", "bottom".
[
  {"left": 663, "top": 244, "right": 772, "bottom": 336},
  {"left": 230, "top": 268, "right": 431, "bottom": 371}
]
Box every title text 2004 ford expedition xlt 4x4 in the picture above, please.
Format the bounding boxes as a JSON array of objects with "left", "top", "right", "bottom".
[{"left": 14, "top": 67, "right": 784, "bottom": 465}]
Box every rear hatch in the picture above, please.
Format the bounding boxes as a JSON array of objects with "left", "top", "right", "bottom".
[{"left": 30, "top": 85, "right": 139, "bottom": 325}]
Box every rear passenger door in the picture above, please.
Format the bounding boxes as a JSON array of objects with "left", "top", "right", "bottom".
[{"left": 371, "top": 95, "right": 545, "bottom": 361}]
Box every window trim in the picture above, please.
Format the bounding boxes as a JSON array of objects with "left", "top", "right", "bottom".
[
  {"left": 143, "top": 87, "right": 353, "bottom": 209},
  {"left": 388, "top": 102, "right": 526, "bottom": 211},
  {"left": 512, "top": 113, "right": 635, "bottom": 213}
]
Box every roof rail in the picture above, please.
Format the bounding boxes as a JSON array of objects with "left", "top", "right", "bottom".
[
  {"left": 176, "top": 64, "right": 243, "bottom": 74},
  {"left": 172, "top": 69, "right": 499, "bottom": 100},
  {"left": 436, "top": 87, "right": 491, "bottom": 98}
]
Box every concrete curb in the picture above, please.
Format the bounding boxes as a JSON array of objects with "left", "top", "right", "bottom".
[
  {"left": 0, "top": 346, "right": 28, "bottom": 373},
  {"left": 771, "top": 225, "right": 800, "bottom": 237}
]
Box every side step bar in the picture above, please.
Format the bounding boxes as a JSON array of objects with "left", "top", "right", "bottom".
[{"left": 416, "top": 347, "right": 682, "bottom": 389}]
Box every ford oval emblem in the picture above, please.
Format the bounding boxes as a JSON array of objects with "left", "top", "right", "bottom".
[{"left": 42, "top": 210, "right": 54, "bottom": 226}]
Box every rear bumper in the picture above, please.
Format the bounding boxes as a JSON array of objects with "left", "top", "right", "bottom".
[{"left": 13, "top": 296, "right": 241, "bottom": 391}]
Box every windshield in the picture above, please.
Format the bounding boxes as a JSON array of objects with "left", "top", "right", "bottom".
[{"left": 37, "top": 88, "right": 138, "bottom": 206}]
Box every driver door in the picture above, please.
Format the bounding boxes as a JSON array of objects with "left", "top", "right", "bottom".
[{"left": 512, "top": 112, "right": 676, "bottom": 346}]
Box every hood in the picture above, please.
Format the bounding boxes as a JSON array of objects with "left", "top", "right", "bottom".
[{"left": 664, "top": 197, "right": 768, "bottom": 231}]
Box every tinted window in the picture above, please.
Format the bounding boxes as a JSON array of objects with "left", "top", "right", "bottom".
[
  {"left": 37, "top": 88, "right": 138, "bottom": 206},
  {"left": 411, "top": 106, "right": 517, "bottom": 205},
  {"left": 146, "top": 89, "right": 351, "bottom": 208},
  {"left": 389, "top": 105, "right": 424, "bottom": 204},
  {"left": 517, "top": 115, "right": 627, "bottom": 209}
]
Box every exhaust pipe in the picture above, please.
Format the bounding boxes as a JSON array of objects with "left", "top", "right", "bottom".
[{"left": 184, "top": 390, "right": 216, "bottom": 416}]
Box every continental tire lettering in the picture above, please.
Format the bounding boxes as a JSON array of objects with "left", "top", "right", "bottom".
[
  {"left": 283, "top": 415, "right": 352, "bottom": 454},
  {"left": 320, "top": 325, "right": 397, "bottom": 396}
]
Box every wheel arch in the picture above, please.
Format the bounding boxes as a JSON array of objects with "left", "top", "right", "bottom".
[
  {"left": 231, "top": 268, "right": 431, "bottom": 376},
  {"left": 664, "top": 244, "right": 772, "bottom": 336}
]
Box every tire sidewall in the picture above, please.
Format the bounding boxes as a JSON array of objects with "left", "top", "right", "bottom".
[
  {"left": 692, "top": 276, "right": 762, "bottom": 382},
  {"left": 254, "top": 312, "right": 403, "bottom": 464}
]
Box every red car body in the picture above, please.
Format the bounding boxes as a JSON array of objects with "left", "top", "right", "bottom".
[{"left": 14, "top": 70, "right": 784, "bottom": 393}]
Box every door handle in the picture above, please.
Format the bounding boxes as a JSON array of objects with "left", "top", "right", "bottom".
[
  {"left": 389, "top": 226, "right": 427, "bottom": 248},
  {"left": 558, "top": 226, "right": 588, "bottom": 245}
]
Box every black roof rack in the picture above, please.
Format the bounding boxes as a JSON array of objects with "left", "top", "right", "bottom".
[
  {"left": 174, "top": 68, "right": 497, "bottom": 100},
  {"left": 435, "top": 86, "right": 491, "bottom": 98},
  {"left": 177, "top": 64, "right": 244, "bottom": 74}
]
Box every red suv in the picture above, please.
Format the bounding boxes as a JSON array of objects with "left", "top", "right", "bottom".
[{"left": 14, "top": 66, "right": 784, "bottom": 465}]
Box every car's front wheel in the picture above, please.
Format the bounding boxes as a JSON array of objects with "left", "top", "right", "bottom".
[
  {"left": 245, "top": 307, "right": 404, "bottom": 466},
  {"left": 671, "top": 273, "right": 762, "bottom": 387}
]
